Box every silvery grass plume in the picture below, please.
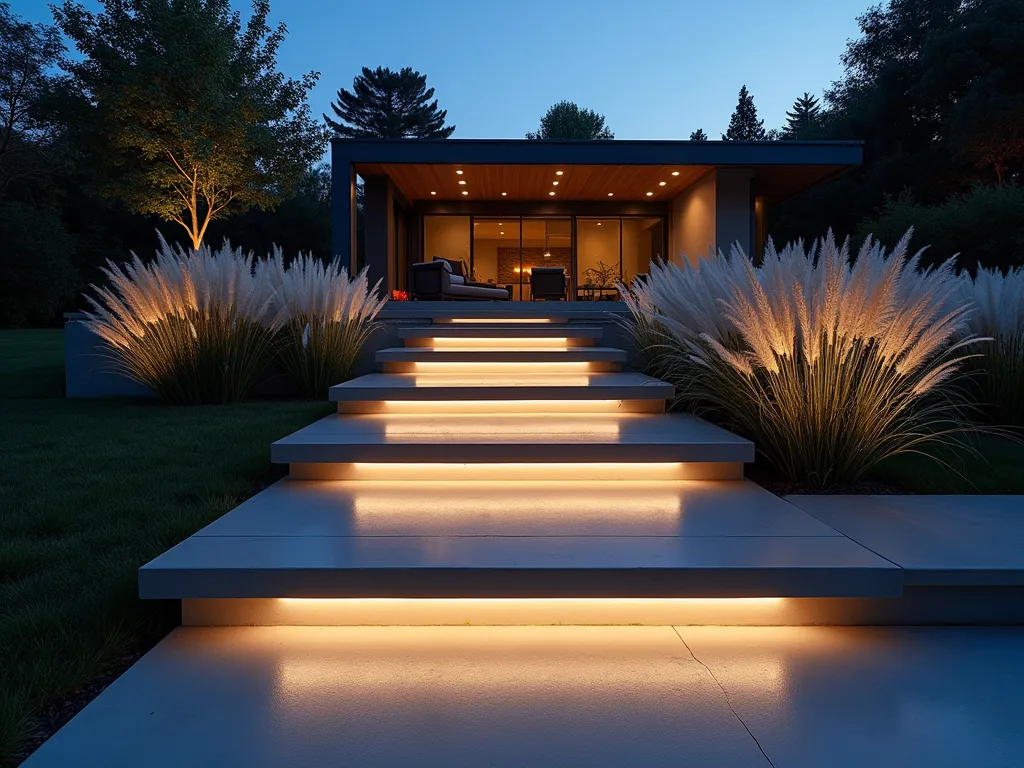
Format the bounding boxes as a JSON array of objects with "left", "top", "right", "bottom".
[
  {"left": 625, "top": 229, "right": 980, "bottom": 487},
  {"left": 958, "top": 266, "right": 1024, "bottom": 426},
  {"left": 264, "top": 252, "right": 385, "bottom": 400},
  {"left": 83, "top": 234, "right": 284, "bottom": 404}
]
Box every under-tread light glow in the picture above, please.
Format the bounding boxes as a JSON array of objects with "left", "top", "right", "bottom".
[
  {"left": 428, "top": 336, "right": 568, "bottom": 348},
  {"left": 410, "top": 362, "right": 594, "bottom": 374}
]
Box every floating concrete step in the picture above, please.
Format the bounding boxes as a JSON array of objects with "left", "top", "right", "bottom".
[
  {"left": 329, "top": 371, "right": 673, "bottom": 405},
  {"left": 272, "top": 412, "right": 752, "bottom": 470},
  {"left": 138, "top": 479, "right": 902, "bottom": 601}
]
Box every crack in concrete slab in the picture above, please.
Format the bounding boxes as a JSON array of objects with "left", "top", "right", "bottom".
[{"left": 671, "top": 626, "right": 777, "bottom": 768}]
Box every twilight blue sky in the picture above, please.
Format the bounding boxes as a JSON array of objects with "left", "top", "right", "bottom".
[{"left": 13, "top": 0, "right": 871, "bottom": 138}]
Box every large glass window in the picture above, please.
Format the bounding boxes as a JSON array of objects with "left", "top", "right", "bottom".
[
  {"left": 472, "top": 217, "right": 519, "bottom": 293},
  {"left": 576, "top": 218, "right": 621, "bottom": 300},
  {"left": 423, "top": 215, "right": 470, "bottom": 276},
  {"left": 520, "top": 218, "right": 571, "bottom": 301},
  {"left": 622, "top": 217, "right": 664, "bottom": 285}
]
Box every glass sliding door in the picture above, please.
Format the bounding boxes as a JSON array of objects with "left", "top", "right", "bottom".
[
  {"left": 576, "top": 218, "right": 621, "bottom": 300},
  {"left": 472, "top": 217, "right": 520, "bottom": 295},
  {"left": 522, "top": 217, "right": 571, "bottom": 301},
  {"left": 423, "top": 215, "right": 471, "bottom": 276},
  {"left": 622, "top": 217, "right": 664, "bottom": 286}
]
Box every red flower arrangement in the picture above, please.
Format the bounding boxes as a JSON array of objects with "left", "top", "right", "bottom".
[{"left": 391, "top": 290, "right": 408, "bottom": 301}]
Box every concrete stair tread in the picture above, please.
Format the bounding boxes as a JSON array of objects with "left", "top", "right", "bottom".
[
  {"left": 398, "top": 325, "right": 604, "bottom": 339},
  {"left": 272, "top": 412, "right": 753, "bottom": 463},
  {"left": 376, "top": 346, "right": 627, "bottom": 363},
  {"left": 139, "top": 479, "right": 901, "bottom": 599},
  {"left": 330, "top": 371, "right": 673, "bottom": 401}
]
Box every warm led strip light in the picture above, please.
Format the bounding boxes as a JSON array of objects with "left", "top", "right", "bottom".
[
  {"left": 410, "top": 362, "right": 594, "bottom": 374},
  {"left": 441, "top": 318, "right": 555, "bottom": 324},
  {"left": 184, "top": 597, "right": 788, "bottom": 628},
  {"left": 428, "top": 336, "right": 569, "bottom": 349},
  {"left": 315, "top": 462, "right": 703, "bottom": 481},
  {"left": 339, "top": 399, "right": 660, "bottom": 415}
]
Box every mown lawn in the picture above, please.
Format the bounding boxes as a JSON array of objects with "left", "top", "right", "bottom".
[{"left": 0, "top": 329, "right": 331, "bottom": 765}]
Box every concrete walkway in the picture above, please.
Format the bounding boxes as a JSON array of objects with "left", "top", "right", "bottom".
[{"left": 24, "top": 625, "right": 1024, "bottom": 768}]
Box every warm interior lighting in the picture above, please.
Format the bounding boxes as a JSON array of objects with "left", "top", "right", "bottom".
[
  {"left": 671, "top": 171, "right": 680, "bottom": 176},
  {"left": 409, "top": 362, "right": 595, "bottom": 374},
  {"left": 555, "top": 170, "right": 564, "bottom": 176},
  {"left": 428, "top": 336, "right": 568, "bottom": 348}
]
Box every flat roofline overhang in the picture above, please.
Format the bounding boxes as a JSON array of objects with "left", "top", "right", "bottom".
[{"left": 332, "top": 137, "right": 863, "bottom": 168}]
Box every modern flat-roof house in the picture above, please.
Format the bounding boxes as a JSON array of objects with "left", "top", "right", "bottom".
[{"left": 332, "top": 138, "right": 862, "bottom": 300}]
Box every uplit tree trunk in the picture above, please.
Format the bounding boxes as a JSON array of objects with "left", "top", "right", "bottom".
[{"left": 167, "top": 151, "right": 235, "bottom": 250}]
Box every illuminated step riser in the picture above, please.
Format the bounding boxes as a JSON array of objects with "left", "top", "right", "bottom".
[
  {"left": 287, "top": 462, "right": 744, "bottom": 482},
  {"left": 404, "top": 336, "right": 595, "bottom": 348},
  {"left": 182, "top": 591, "right": 1024, "bottom": 626},
  {"left": 336, "top": 400, "right": 665, "bottom": 414},
  {"left": 184, "top": 597, "right": 787, "bottom": 626},
  {"left": 382, "top": 361, "right": 621, "bottom": 374}
]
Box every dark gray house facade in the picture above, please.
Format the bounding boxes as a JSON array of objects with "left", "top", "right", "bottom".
[{"left": 332, "top": 138, "right": 862, "bottom": 299}]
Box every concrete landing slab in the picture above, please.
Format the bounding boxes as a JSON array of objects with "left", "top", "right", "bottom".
[
  {"left": 25, "top": 626, "right": 1024, "bottom": 768},
  {"left": 272, "top": 412, "right": 754, "bottom": 464},
  {"left": 788, "top": 495, "right": 1024, "bottom": 585},
  {"left": 138, "top": 480, "right": 900, "bottom": 599},
  {"left": 19, "top": 626, "right": 769, "bottom": 768},
  {"left": 678, "top": 626, "right": 1024, "bottom": 768},
  {"left": 329, "top": 371, "right": 673, "bottom": 402}
]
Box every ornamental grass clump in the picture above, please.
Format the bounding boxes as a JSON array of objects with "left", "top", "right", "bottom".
[
  {"left": 261, "top": 252, "right": 385, "bottom": 400},
  {"left": 625, "top": 230, "right": 979, "bottom": 487},
  {"left": 958, "top": 266, "right": 1024, "bottom": 427},
  {"left": 84, "top": 235, "right": 283, "bottom": 404}
]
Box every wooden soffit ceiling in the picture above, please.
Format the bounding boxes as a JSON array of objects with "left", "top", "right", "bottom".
[{"left": 355, "top": 163, "right": 713, "bottom": 202}]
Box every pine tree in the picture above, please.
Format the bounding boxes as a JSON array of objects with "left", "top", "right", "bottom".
[
  {"left": 783, "top": 92, "right": 821, "bottom": 139},
  {"left": 325, "top": 66, "right": 455, "bottom": 138},
  {"left": 689, "top": 128, "right": 708, "bottom": 141},
  {"left": 722, "top": 85, "right": 766, "bottom": 141}
]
